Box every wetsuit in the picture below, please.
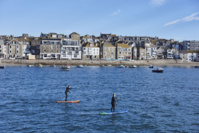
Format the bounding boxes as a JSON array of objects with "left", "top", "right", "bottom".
[
  {"left": 65, "top": 87, "right": 70, "bottom": 101},
  {"left": 111, "top": 96, "right": 116, "bottom": 112}
]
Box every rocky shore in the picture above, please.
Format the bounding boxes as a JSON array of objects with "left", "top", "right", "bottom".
[{"left": 1, "top": 59, "right": 199, "bottom": 67}]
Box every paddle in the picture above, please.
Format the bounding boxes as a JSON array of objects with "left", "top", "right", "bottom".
[{"left": 116, "top": 97, "right": 120, "bottom": 105}]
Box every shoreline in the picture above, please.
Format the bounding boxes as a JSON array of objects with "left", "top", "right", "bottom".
[{"left": 1, "top": 59, "right": 199, "bottom": 67}]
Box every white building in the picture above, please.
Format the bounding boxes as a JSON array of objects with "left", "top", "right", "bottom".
[
  {"left": 146, "top": 45, "right": 157, "bottom": 59},
  {"left": 180, "top": 51, "right": 199, "bottom": 62},
  {"left": 61, "top": 39, "right": 82, "bottom": 60},
  {"left": 82, "top": 42, "right": 100, "bottom": 60}
]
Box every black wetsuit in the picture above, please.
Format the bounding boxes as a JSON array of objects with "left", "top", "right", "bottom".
[
  {"left": 65, "top": 87, "right": 70, "bottom": 101},
  {"left": 111, "top": 96, "right": 116, "bottom": 112}
]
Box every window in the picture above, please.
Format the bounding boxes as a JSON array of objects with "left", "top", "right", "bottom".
[{"left": 10, "top": 51, "right": 11, "bottom": 53}]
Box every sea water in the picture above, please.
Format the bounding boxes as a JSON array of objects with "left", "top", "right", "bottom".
[{"left": 0, "top": 66, "right": 199, "bottom": 132}]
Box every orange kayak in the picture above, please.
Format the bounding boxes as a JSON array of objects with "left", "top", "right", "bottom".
[{"left": 56, "top": 100, "right": 80, "bottom": 103}]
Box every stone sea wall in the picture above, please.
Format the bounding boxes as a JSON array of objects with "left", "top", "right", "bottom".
[{"left": 1, "top": 59, "right": 196, "bottom": 66}]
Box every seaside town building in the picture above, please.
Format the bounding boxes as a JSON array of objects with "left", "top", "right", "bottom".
[
  {"left": 3, "top": 39, "right": 30, "bottom": 59},
  {"left": 116, "top": 42, "right": 132, "bottom": 60},
  {"left": 0, "top": 39, "right": 5, "bottom": 59},
  {"left": 145, "top": 45, "right": 157, "bottom": 59},
  {"left": 101, "top": 42, "right": 116, "bottom": 60},
  {"left": 183, "top": 41, "right": 199, "bottom": 51},
  {"left": 180, "top": 51, "right": 199, "bottom": 62},
  {"left": 30, "top": 37, "right": 42, "bottom": 59},
  {"left": 61, "top": 39, "right": 82, "bottom": 60},
  {"left": 81, "top": 35, "right": 93, "bottom": 43},
  {"left": 69, "top": 32, "right": 80, "bottom": 40},
  {"left": 40, "top": 38, "right": 61, "bottom": 59},
  {"left": 82, "top": 42, "right": 100, "bottom": 60}
]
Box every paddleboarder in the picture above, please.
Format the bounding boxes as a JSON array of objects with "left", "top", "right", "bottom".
[
  {"left": 65, "top": 85, "right": 71, "bottom": 101},
  {"left": 111, "top": 93, "right": 116, "bottom": 112}
]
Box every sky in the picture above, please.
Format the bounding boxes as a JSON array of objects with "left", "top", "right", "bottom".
[{"left": 0, "top": 0, "right": 199, "bottom": 41}]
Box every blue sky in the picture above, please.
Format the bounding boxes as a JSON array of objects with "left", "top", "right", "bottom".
[{"left": 0, "top": 0, "right": 199, "bottom": 41}]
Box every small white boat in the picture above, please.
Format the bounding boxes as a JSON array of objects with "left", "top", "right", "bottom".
[
  {"left": 61, "top": 65, "right": 70, "bottom": 70},
  {"left": 149, "top": 65, "right": 153, "bottom": 68},
  {"left": 39, "top": 64, "right": 43, "bottom": 67},
  {"left": 27, "top": 65, "right": 34, "bottom": 67},
  {"left": 107, "top": 64, "right": 112, "bottom": 67},
  {"left": 118, "top": 65, "right": 125, "bottom": 68},
  {"left": 77, "top": 65, "right": 83, "bottom": 68},
  {"left": 152, "top": 67, "right": 163, "bottom": 73},
  {"left": 129, "top": 65, "right": 137, "bottom": 68}
]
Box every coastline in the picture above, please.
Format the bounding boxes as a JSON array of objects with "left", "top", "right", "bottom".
[{"left": 1, "top": 59, "right": 199, "bottom": 67}]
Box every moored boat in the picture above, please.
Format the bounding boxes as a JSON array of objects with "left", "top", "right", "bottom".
[
  {"left": 152, "top": 67, "right": 163, "bottom": 73},
  {"left": 194, "top": 66, "right": 199, "bottom": 68},
  {"left": 118, "top": 65, "right": 125, "bottom": 68},
  {"left": 149, "top": 65, "right": 153, "bottom": 68},
  {"left": 0, "top": 66, "right": 4, "bottom": 69},
  {"left": 27, "top": 65, "right": 34, "bottom": 67},
  {"left": 129, "top": 65, "right": 137, "bottom": 68},
  {"left": 107, "top": 64, "right": 112, "bottom": 67},
  {"left": 77, "top": 65, "right": 83, "bottom": 68},
  {"left": 38, "top": 64, "right": 43, "bottom": 67},
  {"left": 61, "top": 65, "right": 70, "bottom": 70}
]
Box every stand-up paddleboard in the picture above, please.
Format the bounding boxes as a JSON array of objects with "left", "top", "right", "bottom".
[
  {"left": 99, "top": 110, "right": 128, "bottom": 115},
  {"left": 56, "top": 100, "right": 80, "bottom": 103}
]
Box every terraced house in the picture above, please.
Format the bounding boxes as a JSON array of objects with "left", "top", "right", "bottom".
[
  {"left": 101, "top": 43, "right": 116, "bottom": 60},
  {"left": 40, "top": 38, "right": 61, "bottom": 59},
  {"left": 82, "top": 42, "right": 100, "bottom": 60},
  {"left": 2, "top": 36, "right": 31, "bottom": 59},
  {"left": 30, "top": 37, "right": 42, "bottom": 59},
  {"left": 116, "top": 43, "right": 132, "bottom": 60},
  {"left": 69, "top": 32, "right": 80, "bottom": 40},
  {"left": 61, "top": 39, "right": 82, "bottom": 60}
]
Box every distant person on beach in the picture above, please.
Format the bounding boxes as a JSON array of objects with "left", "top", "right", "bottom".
[
  {"left": 111, "top": 93, "right": 116, "bottom": 112},
  {"left": 65, "top": 85, "right": 71, "bottom": 101}
]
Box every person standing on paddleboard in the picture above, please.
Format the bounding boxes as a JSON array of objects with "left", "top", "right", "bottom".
[
  {"left": 111, "top": 93, "right": 116, "bottom": 112},
  {"left": 65, "top": 85, "right": 71, "bottom": 101}
]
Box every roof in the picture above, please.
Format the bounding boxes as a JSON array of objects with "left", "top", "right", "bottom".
[
  {"left": 103, "top": 43, "right": 115, "bottom": 48},
  {"left": 82, "top": 42, "right": 99, "bottom": 48},
  {"left": 117, "top": 43, "right": 131, "bottom": 48},
  {"left": 70, "top": 32, "right": 80, "bottom": 35},
  {"left": 187, "top": 50, "right": 199, "bottom": 53}
]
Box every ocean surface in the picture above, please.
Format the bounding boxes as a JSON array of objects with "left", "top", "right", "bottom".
[{"left": 0, "top": 65, "right": 199, "bottom": 132}]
